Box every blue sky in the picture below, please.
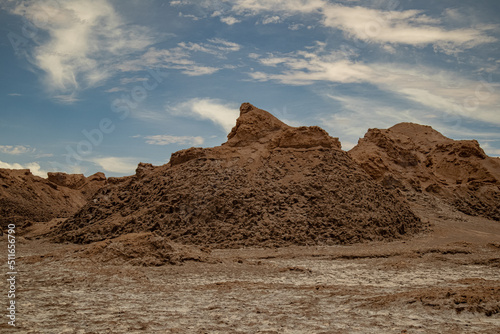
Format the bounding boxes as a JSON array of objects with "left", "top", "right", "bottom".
[{"left": 1, "top": 0, "right": 499, "bottom": 177}]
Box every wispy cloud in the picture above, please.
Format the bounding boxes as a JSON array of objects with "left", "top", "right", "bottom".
[
  {"left": 117, "top": 38, "right": 240, "bottom": 76},
  {"left": 225, "top": 0, "right": 496, "bottom": 53},
  {"left": 179, "top": 12, "right": 201, "bottom": 21},
  {"left": 322, "top": 92, "right": 500, "bottom": 152},
  {"left": 53, "top": 93, "right": 80, "bottom": 104},
  {"left": 169, "top": 98, "right": 239, "bottom": 133},
  {"left": 321, "top": 5, "right": 496, "bottom": 53},
  {"left": 322, "top": 94, "right": 439, "bottom": 149},
  {"left": 0, "top": 145, "right": 34, "bottom": 155},
  {"left": 220, "top": 16, "right": 241, "bottom": 25},
  {"left": 178, "top": 38, "right": 241, "bottom": 57},
  {"left": 248, "top": 44, "right": 500, "bottom": 126},
  {"left": 104, "top": 87, "right": 127, "bottom": 93},
  {"left": 8, "top": 93, "right": 22, "bottom": 96},
  {"left": 261, "top": 15, "right": 282, "bottom": 25},
  {"left": 480, "top": 142, "right": 500, "bottom": 157},
  {"left": 35, "top": 153, "right": 55, "bottom": 159},
  {"left": 8, "top": 0, "right": 156, "bottom": 98},
  {"left": 129, "top": 109, "right": 166, "bottom": 122},
  {"left": 89, "top": 156, "right": 138, "bottom": 174},
  {"left": 143, "top": 135, "right": 204, "bottom": 146},
  {"left": 0, "top": 160, "right": 48, "bottom": 178},
  {"left": 117, "top": 47, "right": 219, "bottom": 76}
]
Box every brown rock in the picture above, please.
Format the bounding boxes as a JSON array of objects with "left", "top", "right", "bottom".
[
  {"left": 0, "top": 169, "right": 106, "bottom": 229},
  {"left": 349, "top": 122, "right": 500, "bottom": 220},
  {"left": 53, "top": 103, "right": 423, "bottom": 247}
]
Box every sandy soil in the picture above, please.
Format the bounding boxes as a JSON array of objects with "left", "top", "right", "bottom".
[{"left": 1, "top": 207, "right": 499, "bottom": 334}]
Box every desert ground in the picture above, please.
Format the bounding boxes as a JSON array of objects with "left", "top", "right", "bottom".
[
  {"left": 3, "top": 203, "right": 499, "bottom": 334},
  {"left": 2, "top": 105, "right": 499, "bottom": 333}
]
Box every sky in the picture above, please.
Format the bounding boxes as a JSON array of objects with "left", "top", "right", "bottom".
[{"left": 0, "top": 0, "right": 499, "bottom": 178}]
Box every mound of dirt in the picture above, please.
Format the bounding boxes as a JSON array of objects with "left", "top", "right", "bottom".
[
  {"left": 0, "top": 169, "right": 106, "bottom": 229},
  {"left": 366, "top": 279, "right": 500, "bottom": 316},
  {"left": 53, "top": 103, "right": 423, "bottom": 248},
  {"left": 349, "top": 123, "right": 500, "bottom": 221},
  {"left": 80, "top": 232, "right": 214, "bottom": 266}
]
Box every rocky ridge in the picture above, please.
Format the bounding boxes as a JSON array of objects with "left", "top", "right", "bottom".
[
  {"left": 53, "top": 103, "right": 423, "bottom": 247},
  {"left": 349, "top": 122, "right": 500, "bottom": 221},
  {"left": 0, "top": 169, "right": 106, "bottom": 229}
]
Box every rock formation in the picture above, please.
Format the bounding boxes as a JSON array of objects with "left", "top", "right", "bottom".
[
  {"left": 0, "top": 169, "right": 106, "bottom": 229},
  {"left": 349, "top": 123, "right": 500, "bottom": 221},
  {"left": 53, "top": 103, "right": 423, "bottom": 247}
]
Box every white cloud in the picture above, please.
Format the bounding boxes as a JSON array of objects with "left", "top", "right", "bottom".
[
  {"left": 208, "top": 38, "right": 241, "bottom": 52},
  {"left": 250, "top": 51, "right": 374, "bottom": 85},
  {"left": 0, "top": 160, "right": 48, "bottom": 178},
  {"left": 35, "top": 153, "right": 54, "bottom": 159},
  {"left": 232, "top": 0, "right": 323, "bottom": 15},
  {"left": 144, "top": 135, "right": 204, "bottom": 146},
  {"left": 288, "top": 23, "right": 304, "bottom": 30},
  {"left": 249, "top": 45, "right": 500, "bottom": 126},
  {"left": 321, "top": 94, "right": 490, "bottom": 151},
  {"left": 480, "top": 142, "right": 500, "bottom": 157},
  {"left": 178, "top": 38, "right": 241, "bottom": 57},
  {"left": 226, "top": 1, "right": 496, "bottom": 52},
  {"left": 8, "top": 93, "right": 22, "bottom": 96},
  {"left": 262, "top": 15, "right": 281, "bottom": 24},
  {"left": 321, "top": 94, "right": 428, "bottom": 149},
  {"left": 0, "top": 145, "right": 34, "bottom": 155},
  {"left": 179, "top": 12, "right": 201, "bottom": 20},
  {"left": 9, "top": 0, "right": 156, "bottom": 98},
  {"left": 90, "top": 157, "right": 138, "bottom": 174},
  {"left": 118, "top": 47, "right": 220, "bottom": 76},
  {"left": 118, "top": 38, "right": 240, "bottom": 76},
  {"left": 322, "top": 92, "right": 500, "bottom": 154},
  {"left": 220, "top": 16, "right": 241, "bottom": 25},
  {"left": 321, "top": 5, "right": 496, "bottom": 53},
  {"left": 169, "top": 98, "right": 239, "bottom": 133},
  {"left": 53, "top": 93, "right": 80, "bottom": 104}
]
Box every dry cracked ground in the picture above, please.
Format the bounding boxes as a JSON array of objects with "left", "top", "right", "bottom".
[{"left": 1, "top": 205, "right": 500, "bottom": 334}]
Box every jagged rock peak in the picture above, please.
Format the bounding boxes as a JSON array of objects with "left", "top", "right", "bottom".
[
  {"left": 239, "top": 102, "right": 257, "bottom": 115},
  {"left": 167, "top": 103, "right": 342, "bottom": 167},
  {"left": 225, "top": 102, "right": 341, "bottom": 149},
  {"left": 226, "top": 102, "right": 290, "bottom": 146}
]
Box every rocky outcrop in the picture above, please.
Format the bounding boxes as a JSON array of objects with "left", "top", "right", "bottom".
[
  {"left": 349, "top": 123, "right": 500, "bottom": 220},
  {"left": 0, "top": 169, "right": 106, "bottom": 229},
  {"left": 53, "top": 103, "right": 423, "bottom": 247}
]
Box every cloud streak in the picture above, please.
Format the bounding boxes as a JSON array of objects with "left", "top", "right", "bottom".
[
  {"left": 169, "top": 98, "right": 239, "bottom": 133},
  {"left": 9, "top": 0, "right": 156, "bottom": 96},
  {"left": 117, "top": 38, "right": 241, "bottom": 76},
  {"left": 227, "top": 0, "right": 496, "bottom": 52},
  {"left": 144, "top": 135, "right": 204, "bottom": 146},
  {"left": 0, "top": 145, "right": 34, "bottom": 155},
  {"left": 248, "top": 45, "right": 500, "bottom": 126}
]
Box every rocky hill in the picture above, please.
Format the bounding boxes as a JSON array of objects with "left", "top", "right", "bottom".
[
  {"left": 0, "top": 169, "right": 106, "bottom": 229},
  {"left": 349, "top": 123, "right": 500, "bottom": 221},
  {"left": 53, "top": 103, "right": 423, "bottom": 247}
]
